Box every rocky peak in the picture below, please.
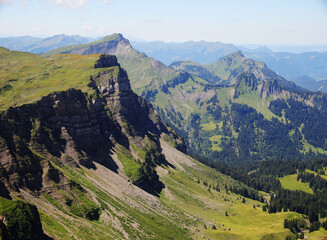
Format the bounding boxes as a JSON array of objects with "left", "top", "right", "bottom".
[
  {"left": 231, "top": 50, "right": 245, "bottom": 58},
  {"left": 94, "top": 54, "right": 120, "bottom": 68},
  {"left": 92, "top": 54, "right": 131, "bottom": 96},
  {"left": 102, "top": 33, "right": 129, "bottom": 45}
]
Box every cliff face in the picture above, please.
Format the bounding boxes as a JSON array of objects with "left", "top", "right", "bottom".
[
  {"left": 0, "top": 89, "right": 116, "bottom": 193},
  {"left": 0, "top": 54, "right": 183, "bottom": 200}
]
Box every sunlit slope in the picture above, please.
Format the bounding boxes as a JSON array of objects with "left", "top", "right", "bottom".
[{"left": 0, "top": 47, "right": 103, "bottom": 110}]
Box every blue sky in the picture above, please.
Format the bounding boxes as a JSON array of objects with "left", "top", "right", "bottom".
[{"left": 0, "top": 0, "right": 327, "bottom": 45}]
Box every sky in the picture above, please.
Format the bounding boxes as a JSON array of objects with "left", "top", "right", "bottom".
[{"left": 0, "top": 0, "right": 327, "bottom": 46}]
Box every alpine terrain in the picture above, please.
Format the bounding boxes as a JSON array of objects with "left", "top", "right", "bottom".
[{"left": 0, "top": 33, "right": 327, "bottom": 240}]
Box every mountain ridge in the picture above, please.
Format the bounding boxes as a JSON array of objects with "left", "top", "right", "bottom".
[
  {"left": 0, "top": 34, "right": 94, "bottom": 54},
  {"left": 132, "top": 39, "right": 327, "bottom": 89},
  {"left": 41, "top": 34, "right": 327, "bottom": 164}
]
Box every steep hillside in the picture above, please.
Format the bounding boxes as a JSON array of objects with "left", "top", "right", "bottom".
[{"left": 0, "top": 50, "right": 187, "bottom": 239}]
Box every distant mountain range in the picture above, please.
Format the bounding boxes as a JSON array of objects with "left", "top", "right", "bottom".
[
  {"left": 132, "top": 40, "right": 327, "bottom": 91},
  {"left": 132, "top": 40, "right": 239, "bottom": 65},
  {"left": 290, "top": 75, "right": 327, "bottom": 92},
  {"left": 243, "top": 49, "right": 327, "bottom": 81},
  {"left": 0, "top": 34, "right": 94, "bottom": 54}
]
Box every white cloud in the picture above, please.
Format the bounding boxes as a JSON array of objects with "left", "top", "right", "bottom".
[
  {"left": 207, "top": 29, "right": 216, "bottom": 33},
  {"left": 101, "top": 0, "right": 111, "bottom": 3},
  {"left": 46, "top": 0, "right": 87, "bottom": 10}
]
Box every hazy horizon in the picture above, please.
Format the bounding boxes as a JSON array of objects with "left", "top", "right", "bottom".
[
  {"left": 1, "top": 0, "right": 327, "bottom": 46},
  {"left": 1, "top": 32, "right": 327, "bottom": 53}
]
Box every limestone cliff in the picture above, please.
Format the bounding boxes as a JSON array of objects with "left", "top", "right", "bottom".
[{"left": 0, "top": 54, "right": 184, "bottom": 213}]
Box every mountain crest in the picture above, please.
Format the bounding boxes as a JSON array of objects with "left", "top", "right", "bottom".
[
  {"left": 230, "top": 50, "right": 245, "bottom": 58},
  {"left": 102, "top": 33, "right": 127, "bottom": 41}
]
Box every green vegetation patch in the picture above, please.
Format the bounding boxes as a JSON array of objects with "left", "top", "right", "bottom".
[
  {"left": 39, "top": 211, "right": 74, "bottom": 240},
  {"left": 234, "top": 92, "right": 276, "bottom": 120},
  {"left": 0, "top": 196, "right": 44, "bottom": 240},
  {"left": 67, "top": 187, "right": 100, "bottom": 221},
  {"left": 116, "top": 146, "right": 143, "bottom": 183},
  {"left": 201, "top": 122, "right": 216, "bottom": 131},
  {"left": 279, "top": 174, "right": 313, "bottom": 194},
  {"left": 209, "top": 135, "right": 224, "bottom": 151}
]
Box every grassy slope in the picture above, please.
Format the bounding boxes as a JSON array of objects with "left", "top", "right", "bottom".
[
  {"left": 0, "top": 47, "right": 108, "bottom": 111},
  {"left": 205, "top": 51, "right": 245, "bottom": 82},
  {"left": 279, "top": 174, "right": 313, "bottom": 194},
  {"left": 116, "top": 49, "right": 178, "bottom": 92},
  {"left": 233, "top": 93, "right": 275, "bottom": 120},
  {"left": 159, "top": 140, "right": 303, "bottom": 240}
]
